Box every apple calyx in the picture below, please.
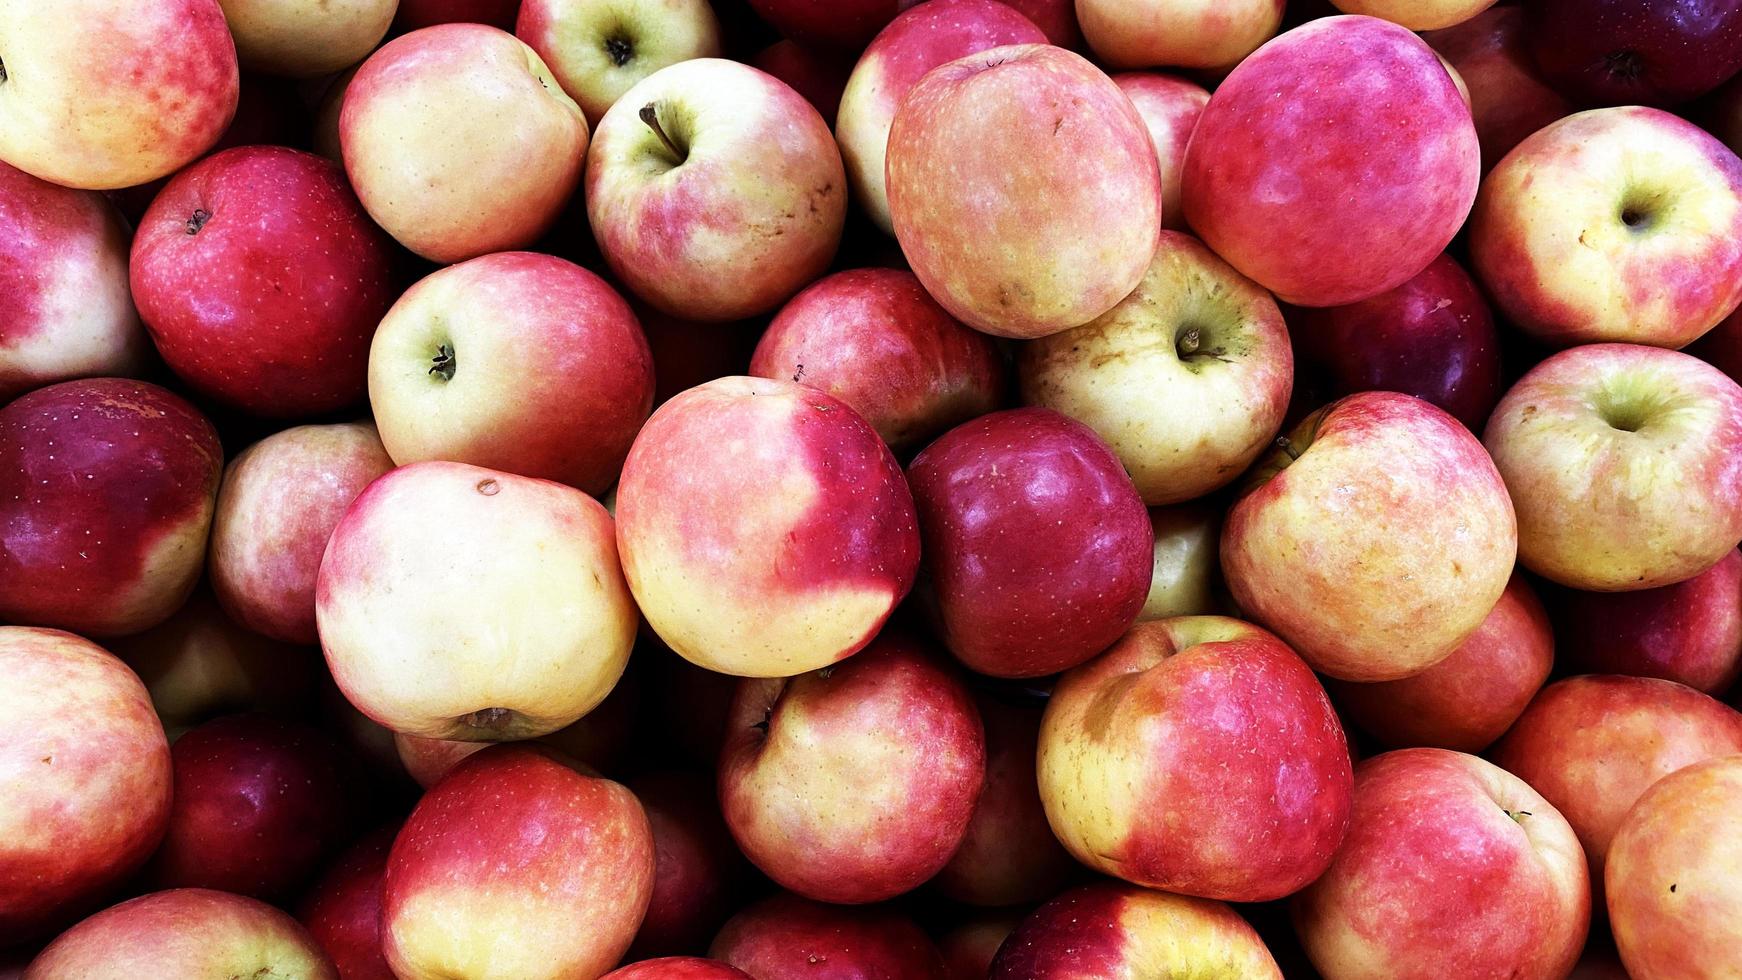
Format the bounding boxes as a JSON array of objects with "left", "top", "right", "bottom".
[
  {"left": 460, "top": 706, "right": 515, "bottom": 734},
  {"left": 0, "top": 58, "right": 8, "bottom": 84},
  {"left": 604, "top": 35, "right": 634, "bottom": 68},
  {"left": 1602, "top": 49, "right": 1644, "bottom": 84},
  {"left": 184, "top": 209, "right": 211, "bottom": 236},
  {"left": 639, "top": 103, "right": 687, "bottom": 165},
  {"left": 429, "top": 343, "right": 456, "bottom": 382},
  {"left": 1502, "top": 808, "right": 1533, "bottom": 824}
]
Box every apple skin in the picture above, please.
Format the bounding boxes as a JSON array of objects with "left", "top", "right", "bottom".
[
  {"left": 1139, "top": 503, "right": 1221, "bottom": 621},
  {"left": 748, "top": 40, "right": 850, "bottom": 121},
  {"left": 615, "top": 376, "right": 919, "bottom": 677},
  {"left": 0, "top": 0, "right": 238, "bottom": 190},
  {"left": 0, "top": 379, "right": 223, "bottom": 637},
  {"left": 1483, "top": 344, "right": 1742, "bottom": 591},
  {"left": 1292, "top": 749, "right": 1590, "bottom": 980},
  {"left": 1326, "top": 0, "right": 1494, "bottom": 31},
  {"left": 1288, "top": 253, "right": 1503, "bottom": 432},
  {"left": 1181, "top": 16, "right": 1479, "bottom": 308},
  {"left": 1223, "top": 391, "right": 1518, "bottom": 681},
  {"left": 604, "top": 959, "right": 752, "bottom": 980},
  {"left": 1328, "top": 573, "right": 1553, "bottom": 754},
  {"left": 383, "top": 745, "right": 654, "bottom": 980},
  {"left": 1112, "top": 73, "right": 1208, "bottom": 233},
  {"left": 1471, "top": 108, "right": 1742, "bottom": 350},
  {"left": 209, "top": 422, "right": 395, "bottom": 646},
  {"left": 368, "top": 252, "right": 654, "bottom": 495},
  {"left": 835, "top": 0, "right": 1046, "bottom": 235},
  {"left": 748, "top": 268, "right": 1006, "bottom": 453},
  {"left": 938, "top": 914, "right": 1020, "bottom": 980},
  {"left": 990, "top": 881, "right": 1283, "bottom": 979},
  {"left": 1077, "top": 0, "right": 1284, "bottom": 71},
  {"left": 298, "top": 827, "right": 396, "bottom": 980},
  {"left": 341, "top": 24, "right": 588, "bottom": 264},
  {"left": 709, "top": 893, "right": 948, "bottom": 979},
  {"left": 23, "top": 889, "right": 336, "bottom": 980},
  {"left": 1527, "top": 0, "right": 1742, "bottom": 107},
  {"left": 627, "top": 771, "right": 752, "bottom": 958},
  {"left": 0, "top": 162, "right": 147, "bottom": 402},
  {"left": 907, "top": 407, "right": 1153, "bottom": 678},
  {"left": 0, "top": 628, "right": 171, "bottom": 942},
  {"left": 1039, "top": 616, "right": 1353, "bottom": 902},
  {"left": 745, "top": 0, "right": 903, "bottom": 50},
  {"left": 1422, "top": 6, "right": 1574, "bottom": 171},
  {"left": 517, "top": 0, "right": 721, "bottom": 125},
  {"left": 130, "top": 146, "right": 399, "bottom": 419},
  {"left": 1606, "top": 756, "right": 1742, "bottom": 979},
  {"left": 586, "top": 58, "right": 845, "bottom": 322},
  {"left": 394, "top": 0, "right": 520, "bottom": 31},
  {"left": 1019, "top": 230, "right": 1294, "bottom": 506},
  {"left": 719, "top": 633, "right": 984, "bottom": 904},
  {"left": 220, "top": 0, "right": 397, "bottom": 77},
  {"left": 886, "top": 44, "right": 1160, "bottom": 340}
]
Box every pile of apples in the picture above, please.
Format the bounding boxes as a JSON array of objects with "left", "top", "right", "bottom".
[{"left": 7, "top": 0, "right": 1742, "bottom": 976}]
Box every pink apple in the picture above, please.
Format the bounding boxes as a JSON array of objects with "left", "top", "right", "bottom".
[
  {"left": 1421, "top": 6, "right": 1574, "bottom": 170},
  {"left": 709, "top": 893, "right": 948, "bottom": 979},
  {"left": 1112, "top": 73, "right": 1208, "bottom": 233},
  {"left": 749, "top": 40, "right": 850, "bottom": 122},
  {"left": 1182, "top": 16, "right": 1479, "bottom": 307},
  {"left": 298, "top": 828, "right": 396, "bottom": 980},
  {"left": 628, "top": 770, "right": 752, "bottom": 958},
  {"left": 0, "top": 379, "right": 223, "bottom": 637},
  {"left": 517, "top": 0, "right": 721, "bottom": 124},
  {"left": 221, "top": 0, "right": 398, "bottom": 76},
  {"left": 939, "top": 914, "right": 1020, "bottom": 980},
  {"left": 394, "top": 0, "right": 519, "bottom": 31},
  {"left": 886, "top": 44, "right": 1159, "bottom": 339},
  {"left": 1077, "top": 0, "right": 1284, "bottom": 71},
  {"left": 1551, "top": 549, "right": 1742, "bottom": 694},
  {"left": 605, "top": 960, "right": 751, "bottom": 980},
  {"left": 745, "top": 0, "right": 902, "bottom": 50}
]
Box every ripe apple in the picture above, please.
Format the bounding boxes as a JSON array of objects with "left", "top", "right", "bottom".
[
  {"left": 907, "top": 408, "right": 1152, "bottom": 678},
  {"left": 368, "top": 252, "right": 654, "bottom": 495},
  {"left": 748, "top": 40, "right": 850, "bottom": 121},
  {"left": 219, "top": 0, "right": 397, "bottom": 76},
  {"left": 1140, "top": 504, "right": 1221, "bottom": 621},
  {"left": 615, "top": 377, "right": 919, "bottom": 677},
  {"left": 1292, "top": 749, "right": 1589, "bottom": 980},
  {"left": 1550, "top": 549, "right": 1742, "bottom": 694},
  {"left": 341, "top": 24, "right": 588, "bottom": 263},
  {"left": 886, "top": 44, "right": 1159, "bottom": 339},
  {"left": 394, "top": 0, "right": 519, "bottom": 30},
  {"left": 298, "top": 828, "right": 396, "bottom": 980},
  {"left": 627, "top": 770, "right": 752, "bottom": 958},
  {"left": 383, "top": 745, "right": 654, "bottom": 980},
  {"left": 1422, "top": 6, "right": 1574, "bottom": 170},
  {"left": 1112, "top": 73, "right": 1208, "bottom": 232},
  {"left": 1326, "top": 0, "right": 1494, "bottom": 31},
  {"left": 1019, "top": 230, "right": 1294, "bottom": 505},
  {"left": 605, "top": 960, "right": 751, "bottom": 980},
  {"left": 1526, "top": 0, "right": 1742, "bottom": 106},
  {"left": 1472, "top": 108, "right": 1742, "bottom": 349},
  {"left": 0, "top": 379, "right": 223, "bottom": 637},
  {"left": 1, "top": 628, "right": 170, "bottom": 941},
  {"left": 744, "top": 0, "right": 901, "bottom": 50},
  {"left": 1182, "top": 16, "right": 1479, "bottom": 307},
  {"left": 709, "top": 893, "right": 947, "bottom": 979},
  {"left": 939, "top": 913, "right": 1020, "bottom": 980},
  {"left": 1223, "top": 391, "right": 1517, "bottom": 681},
  {"left": 835, "top": 0, "right": 1045, "bottom": 235},
  {"left": 1483, "top": 344, "right": 1742, "bottom": 591},
  {"left": 517, "top": 0, "right": 721, "bottom": 124},
  {"left": 995, "top": 0, "right": 1076, "bottom": 46},
  {"left": 130, "top": 146, "right": 399, "bottom": 418},
  {"left": 586, "top": 58, "right": 845, "bottom": 321},
  {"left": 1077, "top": 0, "right": 1283, "bottom": 71},
  {"left": 0, "top": 0, "right": 238, "bottom": 190}
]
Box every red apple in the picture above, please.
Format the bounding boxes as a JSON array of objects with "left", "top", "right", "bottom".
[
  {"left": 517, "top": 0, "right": 721, "bottom": 125},
  {"left": 1422, "top": 6, "right": 1574, "bottom": 170},
  {"left": 0, "top": 379, "right": 223, "bottom": 637},
  {"left": 709, "top": 893, "right": 948, "bottom": 979},
  {"left": 1112, "top": 73, "right": 1208, "bottom": 233},
  {"left": 221, "top": 0, "right": 397, "bottom": 77},
  {"left": 749, "top": 41, "right": 850, "bottom": 122},
  {"left": 1526, "top": 0, "right": 1742, "bottom": 107},
  {"left": 1550, "top": 549, "right": 1742, "bottom": 694},
  {"left": 1078, "top": 0, "right": 1284, "bottom": 71},
  {"left": 605, "top": 959, "right": 751, "bottom": 980},
  {"left": 938, "top": 913, "right": 1020, "bottom": 980},
  {"left": 298, "top": 827, "right": 396, "bottom": 980},
  {"left": 745, "top": 0, "right": 901, "bottom": 50},
  {"left": 628, "top": 771, "right": 752, "bottom": 958},
  {"left": 394, "top": 0, "right": 519, "bottom": 31}
]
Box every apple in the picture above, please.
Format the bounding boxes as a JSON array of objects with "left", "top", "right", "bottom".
[
  {"left": 1606, "top": 755, "right": 1742, "bottom": 979},
  {"left": 1181, "top": 16, "right": 1479, "bottom": 308},
  {"left": 1483, "top": 344, "right": 1742, "bottom": 591},
  {"left": 341, "top": 24, "right": 588, "bottom": 263},
  {"left": 605, "top": 960, "right": 751, "bottom": 980},
  {"left": 1019, "top": 230, "right": 1294, "bottom": 505},
  {"left": 298, "top": 827, "right": 396, "bottom": 980},
  {"left": 219, "top": 0, "right": 397, "bottom": 76},
  {"left": 1690, "top": 303, "right": 1742, "bottom": 383},
  {"left": 0, "top": 628, "right": 170, "bottom": 941},
  {"left": 1327, "top": 574, "right": 1553, "bottom": 753},
  {"left": 1326, "top": 0, "right": 1494, "bottom": 31},
  {"left": 24, "top": 889, "right": 336, "bottom": 979},
  {"left": 835, "top": 0, "right": 1045, "bottom": 235},
  {"left": 939, "top": 913, "right": 1020, "bottom": 980},
  {"left": 209, "top": 422, "right": 395, "bottom": 646},
  {"left": 1112, "top": 73, "right": 1208, "bottom": 233},
  {"left": 995, "top": 0, "right": 1078, "bottom": 47},
  {"left": 886, "top": 44, "right": 1159, "bottom": 339},
  {"left": 394, "top": 0, "right": 519, "bottom": 31},
  {"left": 0, "top": 0, "right": 238, "bottom": 190},
  {"left": 749, "top": 41, "right": 850, "bottom": 122},
  {"left": 1527, "top": 0, "right": 1742, "bottom": 106},
  {"left": 990, "top": 881, "right": 1283, "bottom": 978},
  {"left": 1223, "top": 391, "right": 1517, "bottom": 681},
  {"left": 1077, "top": 0, "right": 1284, "bottom": 71},
  {"left": 1550, "top": 549, "right": 1742, "bottom": 694},
  {"left": 747, "top": 268, "right": 1006, "bottom": 453},
  {"left": 907, "top": 407, "right": 1152, "bottom": 678},
  {"left": 383, "top": 745, "right": 654, "bottom": 980},
  {"left": 517, "top": 0, "right": 721, "bottom": 125},
  {"left": 368, "top": 252, "right": 654, "bottom": 495},
  {"left": 1292, "top": 749, "right": 1590, "bottom": 980},
  {"left": 1472, "top": 108, "right": 1742, "bottom": 349},
  {"left": 1039, "top": 616, "right": 1352, "bottom": 902},
  {"left": 130, "top": 146, "right": 399, "bottom": 418},
  {"left": 586, "top": 58, "right": 845, "bottom": 321},
  {"left": 709, "top": 893, "right": 947, "bottom": 979},
  {"left": 0, "top": 162, "right": 147, "bottom": 402},
  {"left": 1288, "top": 253, "right": 1503, "bottom": 432},
  {"left": 319, "top": 461, "right": 637, "bottom": 741},
  {"left": 0, "top": 379, "right": 223, "bottom": 637},
  {"left": 1139, "top": 503, "right": 1221, "bottom": 621},
  {"left": 1422, "top": 6, "right": 1574, "bottom": 170},
  {"left": 744, "top": 0, "right": 901, "bottom": 50},
  {"left": 628, "top": 770, "right": 752, "bottom": 958},
  {"left": 615, "top": 376, "right": 919, "bottom": 677}
]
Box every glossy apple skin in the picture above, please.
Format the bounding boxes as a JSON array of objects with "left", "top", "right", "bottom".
[
  {"left": 368, "top": 252, "right": 654, "bottom": 495},
  {"left": 1078, "top": 0, "right": 1284, "bottom": 71},
  {"left": 0, "top": 0, "right": 239, "bottom": 190},
  {"left": 1551, "top": 549, "right": 1742, "bottom": 694},
  {"left": 0, "top": 628, "right": 171, "bottom": 942},
  {"left": 23, "top": 889, "right": 336, "bottom": 980},
  {"left": 1223, "top": 391, "right": 1518, "bottom": 681},
  {"left": 1182, "top": 16, "right": 1479, "bottom": 308},
  {"left": 298, "top": 827, "right": 396, "bottom": 980},
  {"left": 221, "top": 0, "right": 397, "bottom": 77},
  {"left": 384, "top": 745, "right": 655, "bottom": 980},
  {"left": 1113, "top": 74, "right": 1208, "bottom": 233},
  {"left": 709, "top": 893, "right": 948, "bottom": 980},
  {"left": 1527, "top": 0, "right": 1742, "bottom": 107},
  {"left": 1293, "top": 749, "right": 1590, "bottom": 980},
  {"left": 0, "top": 379, "right": 223, "bottom": 637},
  {"left": 908, "top": 407, "right": 1152, "bottom": 678},
  {"left": 517, "top": 0, "right": 722, "bottom": 124},
  {"left": 1606, "top": 756, "right": 1742, "bottom": 979},
  {"left": 604, "top": 959, "right": 752, "bottom": 980},
  {"left": 745, "top": 0, "right": 901, "bottom": 50},
  {"left": 748, "top": 268, "right": 1006, "bottom": 453},
  {"left": 1289, "top": 253, "right": 1503, "bottom": 432},
  {"left": 990, "top": 881, "right": 1283, "bottom": 979},
  {"left": 627, "top": 771, "right": 751, "bottom": 958},
  {"left": 0, "top": 162, "right": 147, "bottom": 402},
  {"left": 1329, "top": 574, "right": 1553, "bottom": 753},
  {"left": 393, "top": 0, "right": 519, "bottom": 31},
  {"left": 1039, "top": 616, "right": 1353, "bottom": 902},
  {"left": 616, "top": 376, "right": 919, "bottom": 677},
  {"left": 1422, "top": 6, "right": 1574, "bottom": 170},
  {"left": 749, "top": 40, "right": 850, "bottom": 121}
]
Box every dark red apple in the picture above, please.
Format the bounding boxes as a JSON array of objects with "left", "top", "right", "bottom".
[
  {"left": 749, "top": 41, "right": 851, "bottom": 122},
  {"left": 709, "top": 893, "right": 948, "bottom": 979},
  {"left": 604, "top": 959, "right": 752, "bottom": 979},
  {"left": 994, "top": 0, "right": 1080, "bottom": 48},
  {"left": 1527, "top": 0, "right": 1742, "bottom": 106},
  {"left": 1549, "top": 550, "right": 1742, "bottom": 694},
  {"left": 746, "top": 0, "right": 901, "bottom": 50},
  {"left": 628, "top": 771, "right": 753, "bottom": 959},
  {"left": 393, "top": 0, "right": 520, "bottom": 32},
  {"left": 1422, "top": 6, "right": 1575, "bottom": 170},
  {"left": 297, "top": 827, "right": 396, "bottom": 980},
  {"left": 938, "top": 913, "right": 1022, "bottom": 980}
]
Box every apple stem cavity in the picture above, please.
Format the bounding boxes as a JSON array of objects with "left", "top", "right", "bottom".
[
  {"left": 184, "top": 209, "right": 211, "bottom": 236},
  {"left": 429, "top": 343, "right": 456, "bottom": 382},
  {"left": 1503, "top": 808, "right": 1532, "bottom": 823},
  {"left": 640, "top": 103, "right": 687, "bottom": 165}
]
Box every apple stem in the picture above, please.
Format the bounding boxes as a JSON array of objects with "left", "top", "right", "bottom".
[
  {"left": 184, "top": 209, "right": 211, "bottom": 236},
  {"left": 1177, "top": 328, "right": 1202, "bottom": 356},
  {"left": 429, "top": 343, "right": 456, "bottom": 382},
  {"left": 1275, "top": 436, "right": 1300, "bottom": 461},
  {"left": 640, "top": 103, "right": 685, "bottom": 164},
  {"left": 1503, "top": 809, "right": 1532, "bottom": 823}
]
